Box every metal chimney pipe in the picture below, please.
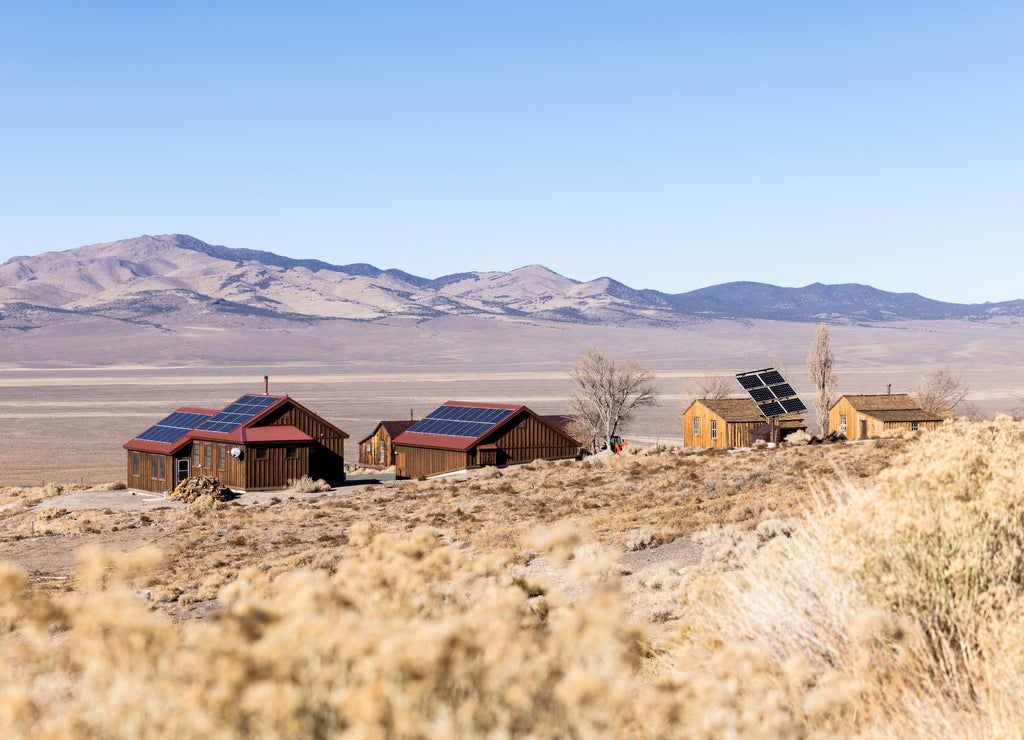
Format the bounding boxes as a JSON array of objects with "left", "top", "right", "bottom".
[{"left": 264, "top": 375, "right": 269, "bottom": 395}]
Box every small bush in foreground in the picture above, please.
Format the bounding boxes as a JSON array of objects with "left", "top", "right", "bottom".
[{"left": 287, "top": 475, "right": 331, "bottom": 493}]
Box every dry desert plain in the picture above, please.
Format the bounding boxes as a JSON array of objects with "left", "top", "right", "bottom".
[{"left": 2, "top": 316, "right": 1024, "bottom": 485}]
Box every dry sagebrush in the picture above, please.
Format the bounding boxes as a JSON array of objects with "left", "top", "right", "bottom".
[{"left": 6, "top": 426, "right": 1024, "bottom": 737}]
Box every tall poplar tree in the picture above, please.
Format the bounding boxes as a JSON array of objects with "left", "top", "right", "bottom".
[{"left": 807, "top": 323, "right": 838, "bottom": 435}]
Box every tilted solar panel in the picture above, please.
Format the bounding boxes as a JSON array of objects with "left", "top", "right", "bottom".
[
  {"left": 758, "top": 401, "right": 785, "bottom": 417},
  {"left": 758, "top": 370, "right": 785, "bottom": 386},
  {"left": 769, "top": 382, "right": 796, "bottom": 398},
  {"left": 780, "top": 398, "right": 807, "bottom": 413},
  {"left": 737, "top": 374, "right": 764, "bottom": 390},
  {"left": 748, "top": 387, "right": 776, "bottom": 402}
]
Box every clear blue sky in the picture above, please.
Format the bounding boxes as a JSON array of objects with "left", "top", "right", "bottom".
[{"left": 2, "top": 2, "right": 1022, "bottom": 302}]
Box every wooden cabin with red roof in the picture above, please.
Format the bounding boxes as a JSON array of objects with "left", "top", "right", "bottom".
[
  {"left": 392, "top": 401, "right": 581, "bottom": 479},
  {"left": 358, "top": 419, "right": 418, "bottom": 467},
  {"left": 123, "top": 391, "right": 349, "bottom": 493}
]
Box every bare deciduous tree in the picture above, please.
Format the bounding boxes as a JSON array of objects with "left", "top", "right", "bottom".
[
  {"left": 912, "top": 366, "right": 969, "bottom": 417},
  {"left": 681, "top": 368, "right": 735, "bottom": 412},
  {"left": 569, "top": 348, "right": 658, "bottom": 451},
  {"left": 806, "top": 323, "right": 838, "bottom": 435}
]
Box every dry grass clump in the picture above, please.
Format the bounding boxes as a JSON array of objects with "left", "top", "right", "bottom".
[
  {"left": 287, "top": 475, "right": 332, "bottom": 493},
  {"left": 0, "top": 529, "right": 658, "bottom": 737}
]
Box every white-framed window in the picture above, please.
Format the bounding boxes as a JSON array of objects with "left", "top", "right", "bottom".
[
  {"left": 911, "top": 422, "right": 919, "bottom": 431},
  {"left": 692, "top": 417, "right": 700, "bottom": 437},
  {"left": 839, "top": 415, "right": 847, "bottom": 435},
  {"left": 710, "top": 419, "right": 717, "bottom": 440}
]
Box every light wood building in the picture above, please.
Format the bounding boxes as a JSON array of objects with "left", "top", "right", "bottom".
[
  {"left": 828, "top": 394, "right": 948, "bottom": 440},
  {"left": 682, "top": 398, "right": 806, "bottom": 449}
]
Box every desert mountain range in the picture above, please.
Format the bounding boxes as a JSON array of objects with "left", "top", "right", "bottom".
[{"left": 2, "top": 234, "right": 1022, "bottom": 331}]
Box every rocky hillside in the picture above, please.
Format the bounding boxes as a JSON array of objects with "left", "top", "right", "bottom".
[{"left": 1, "top": 234, "right": 1021, "bottom": 329}]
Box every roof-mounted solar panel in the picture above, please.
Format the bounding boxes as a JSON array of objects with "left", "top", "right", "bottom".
[
  {"left": 407, "top": 404, "right": 516, "bottom": 439},
  {"left": 136, "top": 411, "right": 213, "bottom": 445},
  {"left": 195, "top": 394, "right": 280, "bottom": 434}
]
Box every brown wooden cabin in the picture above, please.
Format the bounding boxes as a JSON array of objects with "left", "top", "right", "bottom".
[
  {"left": 123, "top": 393, "right": 349, "bottom": 493},
  {"left": 358, "top": 420, "right": 418, "bottom": 467},
  {"left": 682, "top": 398, "right": 806, "bottom": 449},
  {"left": 828, "top": 394, "right": 948, "bottom": 440},
  {"left": 392, "top": 401, "right": 581, "bottom": 479}
]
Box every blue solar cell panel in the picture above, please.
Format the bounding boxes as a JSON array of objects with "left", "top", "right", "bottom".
[
  {"left": 737, "top": 374, "right": 763, "bottom": 390},
  {"left": 407, "top": 405, "right": 517, "bottom": 439},
  {"left": 769, "top": 383, "right": 795, "bottom": 398},
  {"left": 136, "top": 411, "right": 212, "bottom": 444},
  {"left": 758, "top": 401, "right": 786, "bottom": 417},
  {"left": 195, "top": 395, "right": 280, "bottom": 433},
  {"left": 781, "top": 398, "right": 807, "bottom": 413}
]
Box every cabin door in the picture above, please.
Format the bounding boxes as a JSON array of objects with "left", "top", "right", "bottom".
[
  {"left": 395, "top": 452, "right": 406, "bottom": 478},
  {"left": 859, "top": 420, "right": 868, "bottom": 439},
  {"left": 175, "top": 458, "right": 191, "bottom": 487}
]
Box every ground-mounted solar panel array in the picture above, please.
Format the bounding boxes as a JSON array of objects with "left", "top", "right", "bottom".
[
  {"left": 194, "top": 395, "right": 281, "bottom": 435},
  {"left": 735, "top": 368, "right": 808, "bottom": 418},
  {"left": 135, "top": 411, "right": 214, "bottom": 445},
  {"left": 406, "top": 404, "right": 517, "bottom": 439}
]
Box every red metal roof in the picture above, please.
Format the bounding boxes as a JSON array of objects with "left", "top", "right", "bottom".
[{"left": 242, "top": 425, "right": 313, "bottom": 443}]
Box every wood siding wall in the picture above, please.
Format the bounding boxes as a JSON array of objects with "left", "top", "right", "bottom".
[
  {"left": 486, "top": 413, "right": 579, "bottom": 464},
  {"left": 126, "top": 451, "right": 176, "bottom": 493},
  {"left": 395, "top": 446, "right": 470, "bottom": 479},
  {"left": 243, "top": 445, "right": 311, "bottom": 490}
]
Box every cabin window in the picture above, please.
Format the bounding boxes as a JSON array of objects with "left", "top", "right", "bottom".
[
  {"left": 151, "top": 456, "right": 165, "bottom": 480},
  {"left": 218, "top": 445, "right": 226, "bottom": 470},
  {"left": 692, "top": 417, "right": 700, "bottom": 437},
  {"left": 710, "top": 419, "right": 717, "bottom": 440},
  {"left": 193, "top": 446, "right": 201, "bottom": 468},
  {"left": 255, "top": 447, "right": 268, "bottom": 460},
  {"left": 839, "top": 415, "right": 847, "bottom": 435},
  {"left": 132, "top": 452, "right": 140, "bottom": 476},
  {"left": 286, "top": 446, "right": 299, "bottom": 459},
  {"left": 911, "top": 422, "right": 919, "bottom": 432},
  {"left": 204, "top": 443, "right": 212, "bottom": 469},
  {"left": 379, "top": 440, "right": 386, "bottom": 464}
]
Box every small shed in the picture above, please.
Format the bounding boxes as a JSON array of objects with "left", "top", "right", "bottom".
[
  {"left": 828, "top": 394, "right": 948, "bottom": 440},
  {"left": 358, "top": 420, "right": 418, "bottom": 467},
  {"left": 124, "top": 392, "right": 349, "bottom": 493},
  {"left": 392, "top": 401, "right": 581, "bottom": 479},
  {"left": 682, "top": 398, "right": 806, "bottom": 449}
]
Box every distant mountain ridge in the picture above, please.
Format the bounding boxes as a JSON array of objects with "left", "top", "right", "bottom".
[{"left": 1, "top": 234, "right": 1022, "bottom": 331}]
